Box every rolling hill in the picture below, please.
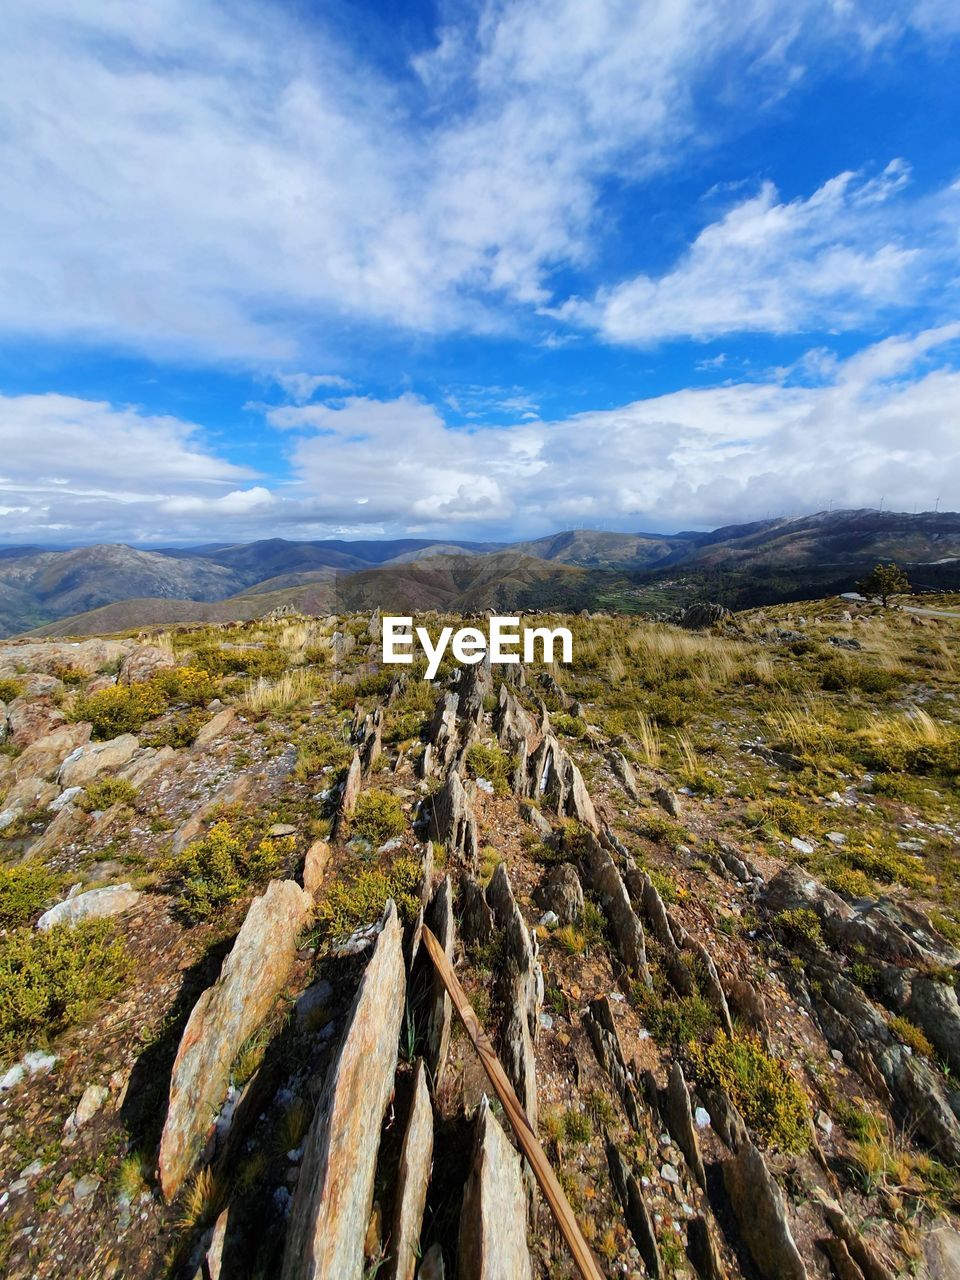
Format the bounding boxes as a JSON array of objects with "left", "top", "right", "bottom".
[{"left": 9, "top": 509, "right": 960, "bottom": 636}]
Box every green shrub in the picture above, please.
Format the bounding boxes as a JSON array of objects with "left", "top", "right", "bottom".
[
  {"left": 70, "top": 682, "right": 166, "bottom": 738},
  {"left": 173, "top": 819, "right": 293, "bottom": 920},
  {"left": 0, "top": 920, "right": 128, "bottom": 1053},
  {"left": 0, "top": 678, "right": 24, "bottom": 703},
  {"left": 689, "top": 1031, "right": 810, "bottom": 1152},
  {"left": 552, "top": 713, "right": 588, "bottom": 739},
  {"left": 294, "top": 731, "right": 353, "bottom": 781},
  {"left": 889, "top": 1015, "right": 935, "bottom": 1059},
  {"left": 350, "top": 789, "right": 406, "bottom": 844},
  {"left": 465, "top": 742, "right": 514, "bottom": 797},
  {"left": 645, "top": 693, "right": 692, "bottom": 727},
  {"left": 79, "top": 777, "right": 139, "bottom": 813},
  {"left": 141, "top": 706, "right": 208, "bottom": 749},
  {"left": 631, "top": 983, "right": 717, "bottom": 1049},
  {"left": 152, "top": 666, "right": 217, "bottom": 706},
  {"left": 745, "top": 797, "right": 813, "bottom": 839},
  {"left": 773, "top": 907, "right": 824, "bottom": 949},
  {"left": 316, "top": 854, "right": 422, "bottom": 936},
  {"left": 819, "top": 658, "right": 898, "bottom": 694},
  {"left": 635, "top": 813, "right": 686, "bottom": 849},
  {"left": 0, "top": 862, "right": 59, "bottom": 928},
  {"left": 383, "top": 711, "right": 428, "bottom": 745}
]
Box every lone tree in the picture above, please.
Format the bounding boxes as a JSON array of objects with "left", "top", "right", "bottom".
[{"left": 858, "top": 561, "right": 911, "bottom": 606}]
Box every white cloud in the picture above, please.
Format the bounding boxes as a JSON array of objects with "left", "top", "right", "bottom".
[
  {"left": 274, "top": 373, "right": 353, "bottom": 403},
  {"left": 567, "top": 163, "right": 933, "bottom": 344},
  {"left": 0, "top": 0, "right": 948, "bottom": 360},
  {"left": 1, "top": 327, "right": 958, "bottom": 541}
]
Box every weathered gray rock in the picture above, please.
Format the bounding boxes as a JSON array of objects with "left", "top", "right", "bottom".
[
  {"left": 339, "top": 751, "right": 363, "bottom": 823},
  {"left": 652, "top": 785, "right": 680, "bottom": 818},
  {"left": 533, "top": 863, "right": 583, "bottom": 925},
  {"left": 686, "top": 1215, "right": 727, "bottom": 1280},
  {"left": 303, "top": 838, "right": 331, "bottom": 896},
  {"left": 802, "top": 957, "right": 960, "bottom": 1163},
  {"left": 524, "top": 733, "right": 598, "bottom": 831},
  {"left": 159, "top": 879, "right": 313, "bottom": 1200},
  {"left": 119, "top": 644, "right": 176, "bottom": 684},
  {"left": 118, "top": 744, "right": 176, "bottom": 788},
  {"left": 37, "top": 882, "right": 140, "bottom": 931},
  {"left": 58, "top": 734, "right": 140, "bottom": 788},
  {"left": 424, "top": 876, "right": 454, "bottom": 1085},
  {"left": 281, "top": 901, "right": 406, "bottom": 1280},
  {"left": 926, "top": 1222, "right": 960, "bottom": 1280},
  {"left": 763, "top": 865, "right": 959, "bottom": 967},
  {"left": 579, "top": 832, "right": 649, "bottom": 983},
  {"left": 460, "top": 876, "right": 494, "bottom": 947},
  {"left": 881, "top": 970, "right": 960, "bottom": 1077},
  {"left": 13, "top": 723, "right": 91, "bottom": 784},
  {"left": 663, "top": 1062, "right": 706, "bottom": 1191},
  {"left": 427, "top": 691, "right": 459, "bottom": 772},
  {"left": 428, "top": 770, "right": 478, "bottom": 869},
  {"left": 608, "top": 749, "right": 639, "bottom": 800},
  {"left": 584, "top": 998, "right": 644, "bottom": 1131},
  {"left": 722, "top": 1141, "right": 807, "bottom": 1280},
  {"left": 486, "top": 864, "right": 541, "bottom": 1126},
  {"left": 389, "top": 1059, "right": 433, "bottom": 1280},
  {"left": 677, "top": 601, "right": 730, "bottom": 630},
  {"left": 7, "top": 698, "right": 65, "bottom": 749},
  {"left": 193, "top": 707, "right": 237, "bottom": 748},
  {"left": 457, "top": 1096, "right": 533, "bottom": 1280},
  {"left": 495, "top": 685, "right": 534, "bottom": 752},
  {"left": 606, "top": 1140, "right": 661, "bottom": 1278},
  {"left": 359, "top": 708, "right": 384, "bottom": 775},
  {"left": 816, "top": 1195, "right": 896, "bottom": 1280},
  {"left": 519, "top": 800, "right": 552, "bottom": 837},
  {"left": 26, "top": 803, "right": 92, "bottom": 858}
]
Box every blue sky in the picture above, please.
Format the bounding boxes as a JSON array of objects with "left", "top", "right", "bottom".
[{"left": 1, "top": 0, "right": 960, "bottom": 544}]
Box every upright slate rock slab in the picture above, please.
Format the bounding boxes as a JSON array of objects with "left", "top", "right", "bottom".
[
  {"left": 159, "top": 879, "right": 313, "bottom": 1200},
  {"left": 722, "top": 1142, "right": 807, "bottom": 1280},
  {"left": 424, "top": 875, "right": 454, "bottom": 1085},
  {"left": 389, "top": 1059, "right": 434, "bottom": 1280},
  {"left": 281, "top": 902, "right": 406, "bottom": 1280},
  {"left": 458, "top": 1097, "right": 533, "bottom": 1280},
  {"left": 428, "top": 770, "right": 478, "bottom": 868},
  {"left": 580, "top": 832, "right": 649, "bottom": 984}
]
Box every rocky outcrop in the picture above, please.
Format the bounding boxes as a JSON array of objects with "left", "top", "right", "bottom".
[
  {"left": 303, "top": 838, "right": 331, "bottom": 896},
  {"left": 428, "top": 771, "right": 478, "bottom": 869},
  {"left": 119, "top": 644, "right": 176, "bottom": 684},
  {"left": 457, "top": 1096, "right": 533, "bottom": 1280},
  {"left": 663, "top": 1062, "right": 707, "bottom": 1191},
  {"left": 486, "top": 863, "right": 542, "bottom": 1126},
  {"left": 281, "top": 901, "right": 406, "bottom": 1280},
  {"left": 389, "top": 1059, "right": 433, "bottom": 1280},
  {"left": 579, "top": 832, "right": 649, "bottom": 983},
  {"left": 37, "top": 882, "right": 140, "bottom": 931},
  {"left": 424, "top": 876, "right": 454, "bottom": 1085},
  {"left": 677, "top": 602, "right": 731, "bottom": 630},
  {"left": 359, "top": 707, "right": 384, "bottom": 775},
  {"left": 802, "top": 957, "right": 960, "bottom": 1165},
  {"left": 7, "top": 698, "right": 66, "bottom": 749},
  {"left": 524, "top": 733, "right": 599, "bottom": 831},
  {"left": 722, "top": 1141, "right": 807, "bottom": 1280},
  {"left": 159, "top": 879, "right": 313, "bottom": 1200},
  {"left": 763, "top": 865, "right": 959, "bottom": 967},
  {"left": 171, "top": 770, "right": 254, "bottom": 853},
  {"left": 533, "top": 863, "right": 583, "bottom": 925},
  {"left": 193, "top": 707, "right": 237, "bottom": 748},
  {"left": 608, "top": 749, "right": 639, "bottom": 800},
  {"left": 606, "top": 1140, "right": 661, "bottom": 1278},
  {"left": 460, "top": 876, "right": 494, "bottom": 947},
  {"left": 584, "top": 997, "right": 644, "bottom": 1131},
  {"left": 58, "top": 734, "right": 140, "bottom": 788},
  {"left": 339, "top": 751, "right": 362, "bottom": 824},
  {"left": 495, "top": 684, "right": 534, "bottom": 752}
]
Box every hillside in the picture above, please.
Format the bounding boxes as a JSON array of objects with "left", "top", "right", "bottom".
[
  {"left": 7, "top": 510, "right": 960, "bottom": 637},
  {"left": 2, "top": 598, "right": 960, "bottom": 1276}
]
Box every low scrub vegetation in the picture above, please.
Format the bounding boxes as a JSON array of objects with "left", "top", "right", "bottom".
[
  {"left": 315, "top": 853, "right": 422, "bottom": 937},
  {"left": 0, "top": 920, "right": 128, "bottom": 1053},
  {"left": 171, "top": 819, "right": 294, "bottom": 920},
  {"left": 350, "top": 789, "right": 407, "bottom": 845},
  {"left": 689, "top": 1031, "right": 810, "bottom": 1152},
  {"left": 0, "top": 861, "right": 59, "bottom": 928}
]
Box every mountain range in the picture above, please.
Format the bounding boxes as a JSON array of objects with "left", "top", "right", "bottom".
[{"left": 6, "top": 508, "right": 960, "bottom": 637}]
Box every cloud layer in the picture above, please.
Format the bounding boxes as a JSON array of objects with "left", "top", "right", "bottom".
[
  {"left": 2, "top": 0, "right": 955, "bottom": 360},
  {"left": 2, "top": 328, "right": 957, "bottom": 542}
]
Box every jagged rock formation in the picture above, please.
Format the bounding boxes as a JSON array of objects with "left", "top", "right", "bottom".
[
  {"left": 458, "top": 1096, "right": 533, "bottom": 1280},
  {"left": 281, "top": 901, "right": 406, "bottom": 1280},
  {"left": 159, "top": 879, "right": 313, "bottom": 1200}
]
